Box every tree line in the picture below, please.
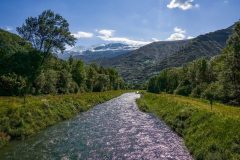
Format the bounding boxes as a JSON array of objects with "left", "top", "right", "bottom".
[
  {"left": 0, "top": 10, "right": 124, "bottom": 96},
  {"left": 148, "top": 21, "right": 240, "bottom": 105}
]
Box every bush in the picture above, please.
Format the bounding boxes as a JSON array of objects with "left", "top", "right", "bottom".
[
  {"left": 174, "top": 85, "right": 192, "bottom": 96},
  {"left": 34, "top": 70, "right": 58, "bottom": 94},
  {"left": 0, "top": 73, "right": 27, "bottom": 96},
  {"left": 190, "top": 83, "right": 208, "bottom": 98}
]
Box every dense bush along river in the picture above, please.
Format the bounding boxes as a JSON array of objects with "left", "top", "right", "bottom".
[{"left": 0, "top": 93, "right": 192, "bottom": 160}]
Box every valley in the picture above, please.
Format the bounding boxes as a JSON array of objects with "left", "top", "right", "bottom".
[
  {"left": 0, "top": 2, "right": 240, "bottom": 159},
  {"left": 69, "top": 25, "right": 233, "bottom": 84}
]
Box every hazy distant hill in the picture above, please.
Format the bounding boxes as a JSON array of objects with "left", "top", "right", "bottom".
[{"left": 99, "top": 25, "right": 233, "bottom": 84}]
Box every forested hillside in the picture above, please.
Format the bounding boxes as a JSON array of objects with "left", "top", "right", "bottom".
[
  {"left": 0, "top": 11, "right": 124, "bottom": 96},
  {"left": 100, "top": 25, "right": 233, "bottom": 84},
  {"left": 147, "top": 22, "right": 240, "bottom": 105}
]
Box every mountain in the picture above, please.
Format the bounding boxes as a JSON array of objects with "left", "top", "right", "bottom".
[
  {"left": 99, "top": 25, "right": 234, "bottom": 84},
  {"left": 60, "top": 43, "right": 141, "bottom": 62}
]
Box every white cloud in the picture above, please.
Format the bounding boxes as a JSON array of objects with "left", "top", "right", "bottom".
[
  {"left": 167, "top": 32, "right": 186, "bottom": 41},
  {"left": 97, "top": 29, "right": 115, "bottom": 38},
  {"left": 97, "top": 29, "right": 151, "bottom": 46},
  {"left": 72, "top": 31, "right": 93, "bottom": 39},
  {"left": 167, "top": 0, "right": 199, "bottom": 10},
  {"left": 174, "top": 27, "right": 186, "bottom": 34},
  {"left": 167, "top": 27, "right": 193, "bottom": 41}
]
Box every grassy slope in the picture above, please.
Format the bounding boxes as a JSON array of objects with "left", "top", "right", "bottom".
[
  {"left": 137, "top": 92, "right": 240, "bottom": 160},
  {"left": 0, "top": 90, "right": 128, "bottom": 148}
]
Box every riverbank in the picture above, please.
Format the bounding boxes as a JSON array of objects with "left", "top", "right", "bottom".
[
  {"left": 0, "top": 90, "right": 128, "bottom": 148},
  {"left": 0, "top": 92, "right": 192, "bottom": 159},
  {"left": 136, "top": 92, "right": 240, "bottom": 160}
]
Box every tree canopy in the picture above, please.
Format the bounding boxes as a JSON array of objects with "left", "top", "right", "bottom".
[{"left": 17, "top": 10, "right": 76, "bottom": 62}]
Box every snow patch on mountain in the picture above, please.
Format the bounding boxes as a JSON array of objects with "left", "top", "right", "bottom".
[{"left": 59, "top": 43, "right": 142, "bottom": 60}]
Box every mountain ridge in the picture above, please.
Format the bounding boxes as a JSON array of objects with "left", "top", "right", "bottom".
[
  {"left": 60, "top": 43, "right": 141, "bottom": 61},
  {"left": 97, "top": 25, "right": 234, "bottom": 84}
]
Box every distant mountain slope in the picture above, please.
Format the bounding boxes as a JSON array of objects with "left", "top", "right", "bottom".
[
  {"left": 61, "top": 43, "right": 140, "bottom": 62},
  {"left": 99, "top": 25, "right": 233, "bottom": 84}
]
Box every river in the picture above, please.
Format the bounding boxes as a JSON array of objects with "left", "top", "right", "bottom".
[{"left": 0, "top": 92, "right": 192, "bottom": 160}]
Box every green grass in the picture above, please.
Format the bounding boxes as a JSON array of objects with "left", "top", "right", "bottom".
[
  {"left": 0, "top": 90, "right": 128, "bottom": 148},
  {"left": 137, "top": 92, "right": 240, "bottom": 160}
]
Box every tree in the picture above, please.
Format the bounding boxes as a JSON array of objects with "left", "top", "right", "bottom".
[
  {"left": 196, "top": 59, "right": 209, "bottom": 84},
  {"left": 34, "top": 70, "right": 58, "bottom": 94},
  {"left": 17, "top": 10, "right": 76, "bottom": 65},
  {"left": 86, "top": 66, "right": 97, "bottom": 92},
  {"left": 107, "top": 68, "right": 119, "bottom": 90},
  {"left": 221, "top": 22, "right": 240, "bottom": 105},
  {"left": 93, "top": 74, "right": 110, "bottom": 92},
  {"left": 147, "top": 77, "right": 159, "bottom": 93},
  {"left": 57, "top": 69, "right": 72, "bottom": 94},
  {"left": 72, "top": 60, "right": 86, "bottom": 88}
]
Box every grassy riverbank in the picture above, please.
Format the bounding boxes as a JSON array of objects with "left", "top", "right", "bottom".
[
  {"left": 0, "top": 90, "right": 128, "bottom": 148},
  {"left": 137, "top": 92, "right": 240, "bottom": 160}
]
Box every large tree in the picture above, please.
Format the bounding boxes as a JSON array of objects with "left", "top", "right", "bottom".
[{"left": 17, "top": 10, "right": 76, "bottom": 64}]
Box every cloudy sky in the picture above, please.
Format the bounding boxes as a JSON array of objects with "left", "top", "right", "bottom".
[{"left": 0, "top": 0, "right": 239, "bottom": 47}]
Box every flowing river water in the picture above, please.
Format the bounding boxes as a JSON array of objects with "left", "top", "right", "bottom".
[{"left": 0, "top": 93, "right": 192, "bottom": 160}]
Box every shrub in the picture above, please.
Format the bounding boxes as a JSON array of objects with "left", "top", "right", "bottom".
[
  {"left": 174, "top": 85, "right": 192, "bottom": 96},
  {"left": 0, "top": 73, "right": 27, "bottom": 96}
]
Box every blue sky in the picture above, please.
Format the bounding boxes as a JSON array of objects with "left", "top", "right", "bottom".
[{"left": 0, "top": 0, "right": 239, "bottom": 47}]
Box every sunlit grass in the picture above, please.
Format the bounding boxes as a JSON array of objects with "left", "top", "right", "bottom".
[
  {"left": 161, "top": 93, "right": 240, "bottom": 119},
  {"left": 137, "top": 92, "right": 240, "bottom": 160},
  {"left": 0, "top": 90, "right": 129, "bottom": 148}
]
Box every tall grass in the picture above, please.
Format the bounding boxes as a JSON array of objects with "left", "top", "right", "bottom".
[
  {"left": 137, "top": 92, "right": 240, "bottom": 160},
  {"left": 0, "top": 90, "right": 127, "bottom": 148}
]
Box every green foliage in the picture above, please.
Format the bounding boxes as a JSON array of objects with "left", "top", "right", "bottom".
[
  {"left": 137, "top": 92, "right": 240, "bottom": 160},
  {"left": 93, "top": 74, "right": 110, "bottom": 92},
  {"left": 147, "top": 21, "right": 240, "bottom": 105},
  {"left": 72, "top": 60, "right": 86, "bottom": 88},
  {"left": 57, "top": 69, "right": 73, "bottom": 94},
  {"left": 148, "top": 68, "right": 181, "bottom": 93},
  {"left": 0, "top": 26, "right": 125, "bottom": 96},
  {"left": 0, "top": 73, "right": 27, "bottom": 96},
  {"left": 220, "top": 22, "right": 240, "bottom": 105},
  {"left": 0, "top": 51, "right": 42, "bottom": 79},
  {"left": 34, "top": 69, "right": 58, "bottom": 94},
  {"left": 147, "top": 77, "right": 159, "bottom": 93},
  {"left": 0, "top": 29, "right": 32, "bottom": 57},
  {"left": 174, "top": 84, "right": 192, "bottom": 96},
  {"left": 17, "top": 10, "right": 76, "bottom": 55}
]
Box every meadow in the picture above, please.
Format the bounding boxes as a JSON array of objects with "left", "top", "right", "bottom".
[{"left": 137, "top": 92, "right": 240, "bottom": 160}]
